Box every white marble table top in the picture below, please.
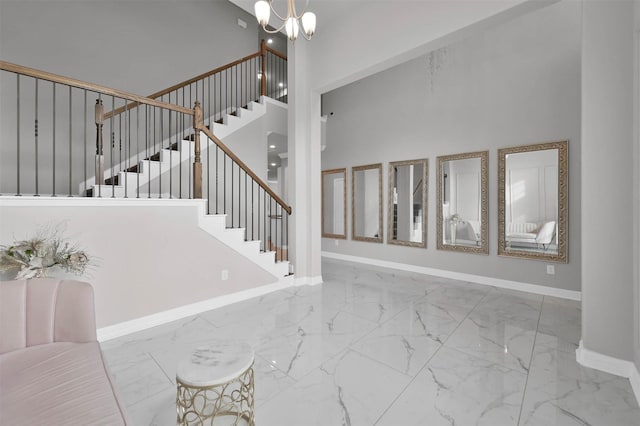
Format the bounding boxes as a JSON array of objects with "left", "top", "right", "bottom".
[{"left": 176, "top": 341, "right": 254, "bottom": 387}]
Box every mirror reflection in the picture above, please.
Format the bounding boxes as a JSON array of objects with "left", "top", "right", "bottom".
[
  {"left": 388, "top": 159, "right": 427, "bottom": 247},
  {"left": 322, "top": 168, "right": 347, "bottom": 239},
  {"left": 437, "top": 151, "right": 488, "bottom": 254},
  {"left": 498, "top": 141, "right": 568, "bottom": 262},
  {"left": 352, "top": 163, "right": 383, "bottom": 243}
]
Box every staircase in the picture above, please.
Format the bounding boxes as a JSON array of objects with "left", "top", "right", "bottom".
[
  {"left": 0, "top": 41, "right": 291, "bottom": 279},
  {"left": 86, "top": 96, "right": 291, "bottom": 278}
]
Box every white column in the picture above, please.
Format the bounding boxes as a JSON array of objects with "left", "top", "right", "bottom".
[
  {"left": 287, "top": 40, "right": 322, "bottom": 285},
  {"left": 581, "top": 0, "right": 635, "bottom": 364}
]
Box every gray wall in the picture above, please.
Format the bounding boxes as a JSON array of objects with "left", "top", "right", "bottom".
[
  {"left": 582, "top": 0, "right": 635, "bottom": 362},
  {"left": 321, "top": 0, "right": 581, "bottom": 292},
  {"left": 0, "top": 0, "right": 259, "bottom": 94}
]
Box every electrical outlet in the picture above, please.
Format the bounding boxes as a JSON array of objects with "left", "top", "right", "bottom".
[
  {"left": 221, "top": 269, "right": 229, "bottom": 280},
  {"left": 334, "top": 239, "right": 339, "bottom": 246},
  {"left": 546, "top": 265, "right": 555, "bottom": 275}
]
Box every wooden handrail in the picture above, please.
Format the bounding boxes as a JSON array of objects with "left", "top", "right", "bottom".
[
  {"left": 147, "top": 51, "right": 263, "bottom": 100},
  {"left": 266, "top": 46, "right": 287, "bottom": 61},
  {"left": 200, "top": 126, "right": 292, "bottom": 215},
  {"left": 104, "top": 51, "right": 265, "bottom": 119},
  {"left": 0, "top": 61, "right": 193, "bottom": 116},
  {"left": 105, "top": 44, "right": 286, "bottom": 119}
]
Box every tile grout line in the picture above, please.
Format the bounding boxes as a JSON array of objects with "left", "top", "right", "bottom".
[
  {"left": 516, "top": 295, "right": 545, "bottom": 426},
  {"left": 149, "top": 351, "right": 176, "bottom": 385},
  {"left": 372, "top": 286, "right": 495, "bottom": 425}
]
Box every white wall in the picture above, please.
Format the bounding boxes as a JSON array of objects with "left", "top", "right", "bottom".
[
  {"left": 222, "top": 100, "right": 288, "bottom": 183},
  {"left": 307, "top": 0, "right": 538, "bottom": 93},
  {"left": 0, "top": 198, "right": 277, "bottom": 328},
  {"left": 582, "top": 0, "right": 635, "bottom": 362},
  {"left": 322, "top": 0, "right": 581, "bottom": 291}
]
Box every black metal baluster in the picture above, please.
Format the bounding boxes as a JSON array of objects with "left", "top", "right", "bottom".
[
  {"left": 251, "top": 179, "right": 254, "bottom": 240},
  {"left": 124, "top": 100, "right": 129, "bottom": 198},
  {"left": 236, "top": 64, "right": 239, "bottom": 114},
  {"left": 244, "top": 171, "right": 247, "bottom": 240},
  {"left": 269, "top": 197, "right": 272, "bottom": 255},
  {"left": 187, "top": 109, "right": 191, "bottom": 199},
  {"left": 15, "top": 74, "right": 20, "bottom": 195},
  {"left": 35, "top": 80, "right": 39, "bottom": 196},
  {"left": 83, "top": 89, "right": 87, "bottom": 195},
  {"left": 223, "top": 153, "right": 226, "bottom": 216},
  {"left": 52, "top": 82, "right": 56, "bottom": 196},
  {"left": 146, "top": 104, "right": 151, "bottom": 198},
  {"left": 136, "top": 104, "right": 140, "bottom": 198},
  {"left": 180, "top": 90, "right": 184, "bottom": 199},
  {"left": 231, "top": 162, "right": 234, "bottom": 227},
  {"left": 207, "top": 127, "right": 210, "bottom": 214},
  {"left": 215, "top": 146, "right": 219, "bottom": 214},
  {"left": 119, "top": 106, "right": 123, "bottom": 180},
  {"left": 225, "top": 69, "right": 228, "bottom": 117},
  {"left": 111, "top": 97, "right": 115, "bottom": 198},
  {"left": 168, "top": 94, "right": 172, "bottom": 199},
  {"left": 68, "top": 86, "right": 72, "bottom": 196}
]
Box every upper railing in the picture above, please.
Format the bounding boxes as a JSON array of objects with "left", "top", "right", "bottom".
[
  {"left": 105, "top": 40, "right": 287, "bottom": 129},
  {"left": 0, "top": 60, "right": 197, "bottom": 199}
]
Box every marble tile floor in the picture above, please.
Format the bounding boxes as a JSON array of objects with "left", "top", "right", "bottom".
[{"left": 101, "top": 259, "right": 640, "bottom": 426}]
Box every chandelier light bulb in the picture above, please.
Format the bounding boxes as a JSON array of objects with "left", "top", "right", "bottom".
[
  {"left": 253, "top": 0, "right": 316, "bottom": 41},
  {"left": 254, "top": 0, "right": 270, "bottom": 26},
  {"left": 301, "top": 12, "right": 316, "bottom": 37},
  {"left": 285, "top": 16, "right": 299, "bottom": 41}
]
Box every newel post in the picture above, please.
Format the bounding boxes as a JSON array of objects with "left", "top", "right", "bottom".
[
  {"left": 193, "top": 101, "right": 203, "bottom": 199},
  {"left": 94, "top": 99, "right": 104, "bottom": 185},
  {"left": 260, "top": 39, "right": 267, "bottom": 97}
]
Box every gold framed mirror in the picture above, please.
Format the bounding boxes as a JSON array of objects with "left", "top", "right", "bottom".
[
  {"left": 498, "top": 140, "right": 568, "bottom": 262},
  {"left": 322, "top": 168, "right": 347, "bottom": 239},
  {"left": 437, "top": 151, "right": 488, "bottom": 254},
  {"left": 352, "top": 163, "right": 383, "bottom": 243},
  {"left": 388, "top": 159, "right": 428, "bottom": 248}
]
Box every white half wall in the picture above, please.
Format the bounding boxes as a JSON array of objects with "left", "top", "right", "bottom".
[{"left": 0, "top": 197, "right": 278, "bottom": 328}]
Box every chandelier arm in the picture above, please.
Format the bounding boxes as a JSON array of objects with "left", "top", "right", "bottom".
[
  {"left": 292, "top": 0, "right": 310, "bottom": 19},
  {"left": 267, "top": 0, "right": 289, "bottom": 22}
]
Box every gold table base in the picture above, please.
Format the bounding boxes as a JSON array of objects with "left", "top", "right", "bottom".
[{"left": 176, "top": 363, "right": 255, "bottom": 426}]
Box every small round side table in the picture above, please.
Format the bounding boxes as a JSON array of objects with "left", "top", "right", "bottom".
[{"left": 176, "top": 341, "right": 255, "bottom": 426}]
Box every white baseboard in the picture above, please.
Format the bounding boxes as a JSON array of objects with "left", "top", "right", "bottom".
[
  {"left": 295, "top": 275, "right": 323, "bottom": 286},
  {"left": 631, "top": 363, "right": 640, "bottom": 407},
  {"left": 321, "top": 251, "right": 581, "bottom": 301},
  {"left": 576, "top": 340, "right": 640, "bottom": 405},
  {"left": 97, "top": 277, "right": 295, "bottom": 342}
]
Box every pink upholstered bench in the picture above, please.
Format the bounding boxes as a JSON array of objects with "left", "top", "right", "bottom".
[{"left": 0, "top": 279, "right": 131, "bottom": 425}]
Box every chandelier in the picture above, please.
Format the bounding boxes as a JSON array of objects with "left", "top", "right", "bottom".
[{"left": 254, "top": 0, "right": 316, "bottom": 41}]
